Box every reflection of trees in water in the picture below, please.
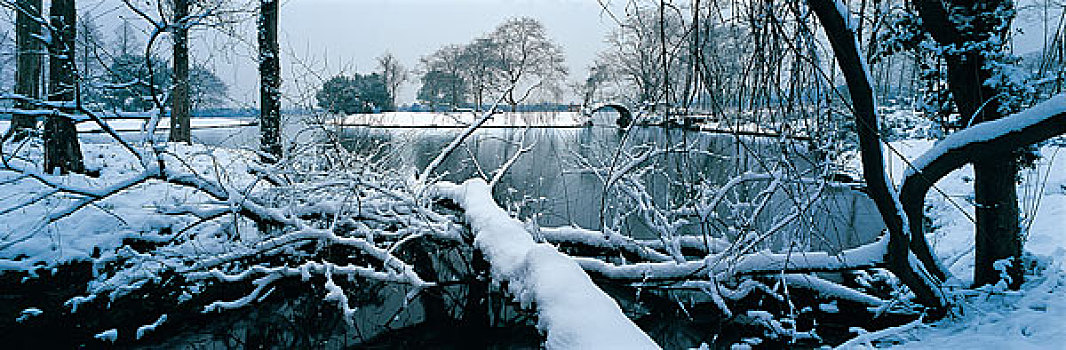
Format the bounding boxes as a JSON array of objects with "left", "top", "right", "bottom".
[{"left": 339, "top": 126, "right": 873, "bottom": 253}]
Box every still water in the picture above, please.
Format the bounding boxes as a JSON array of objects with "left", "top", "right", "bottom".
[{"left": 339, "top": 123, "right": 885, "bottom": 252}]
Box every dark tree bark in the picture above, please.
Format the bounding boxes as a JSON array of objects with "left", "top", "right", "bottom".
[
  {"left": 899, "top": 98, "right": 1066, "bottom": 293},
  {"left": 461, "top": 249, "right": 490, "bottom": 329},
  {"left": 406, "top": 240, "right": 448, "bottom": 323},
  {"left": 913, "top": 0, "right": 1023, "bottom": 288},
  {"left": 258, "top": 0, "right": 282, "bottom": 162},
  {"left": 44, "top": 0, "right": 84, "bottom": 174},
  {"left": 808, "top": 0, "right": 946, "bottom": 309},
  {"left": 169, "top": 0, "right": 192, "bottom": 143},
  {"left": 10, "top": 0, "right": 43, "bottom": 140}
]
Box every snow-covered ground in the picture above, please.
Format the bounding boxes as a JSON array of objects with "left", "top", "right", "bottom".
[
  {"left": 0, "top": 117, "right": 254, "bottom": 135},
  {"left": 0, "top": 143, "right": 263, "bottom": 272},
  {"left": 845, "top": 140, "right": 1066, "bottom": 349},
  {"left": 333, "top": 111, "right": 587, "bottom": 128},
  {"left": 688, "top": 119, "right": 806, "bottom": 137}
]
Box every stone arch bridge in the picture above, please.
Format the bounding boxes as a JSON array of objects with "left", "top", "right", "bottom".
[{"left": 581, "top": 102, "right": 634, "bottom": 128}]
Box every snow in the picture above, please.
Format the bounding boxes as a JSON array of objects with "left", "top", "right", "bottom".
[
  {"left": 0, "top": 117, "right": 254, "bottom": 135},
  {"left": 3, "top": 105, "right": 1065, "bottom": 347},
  {"left": 434, "top": 178, "right": 660, "bottom": 349},
  {"left": 94, "top": 329, "right": 118, "bottom": 343},
  {"left": 819, "top": 300, "right": 840, "bottom": 313},
  {"left": 848, "top": 136, "right": 1066, "bottom": 348},
  {"left": 64, "top": 295, "right": 96, "bottom": 313},
  {"left": 571, "top": 235, "right": 889, "bottom": 286},
  {"left": 904, "top": 93, "right": 1066, "bottom": 179},
  {"left": 81, "top": 117, "right": 254, "bottom": 133},
  {"left": 538, "top": 225, "right": 675, "bottom": 262},
  {"left": 0, "top": 142, "right": 262, "bottom": 273},
  {"left": 883, "top": 139, "right": 1066, "bottom": 284},
  {"left": 334, "top": 111, "right": 587, "bottom": 128},
  {"left": 880, "top": 253, "right": 1066, "bottom": 349},
  {"left": 136, "top": 314, "right": 167, "bottom": 339},
  {"left": 779, "top": 274, "right": 884, "bottom": 307},
  {"left": 15, "top": 307, "right": 43, "bottom": 323}
]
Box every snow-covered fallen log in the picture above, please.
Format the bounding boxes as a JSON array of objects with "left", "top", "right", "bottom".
[
  {"left": 538, "top": 225, "right": 675, "bottom": 262},
  {"left": 570, "top": 235, "right": 889, "bottom": 282},
  {"left": 433, "top": 179, "right": 660, "bottom": 350}
]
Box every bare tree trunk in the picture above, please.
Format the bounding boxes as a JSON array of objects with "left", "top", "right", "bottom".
[
  {"left": 474, "top": 88, "right": 482, "bottom": 112},
  {"left": 913, "top": 0, "right": 1023, "bottom": 288},
  {"left": 169, "top": 0, "right": 191, "bottom": 143},
  {"left": 900, "top": 96, "right": 1066, "bottom": 290},
  {"left": 973, "top": 158, "right": 1022, "bottom": 287},
  {"left": 11, "top": 0, "right": 43, "bottom": 140},
  {"left": 808, "top": 0, "right": 946, "bottom": 310},
  {"left": 44, "top": 0, "right": 84, "bottom": 174},
  {"left": 258, "top": 0, "right": 281, "bottom": 161}
]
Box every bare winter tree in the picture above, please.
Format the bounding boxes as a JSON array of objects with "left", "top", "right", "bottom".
[
  {"left": 871, "top": 0, "right": 1050, "bottom": 289},
  {"left": 114, "top": 18, "right": 141, "bottom": 57},
  {"left": 596, "top": 5, "right": 687, "bottom": 107},
  {"left": 487, "top": 17, "right": 568, "bottom": 111},
  {"left": 5, "top": 1, "right": 1066, "bottom": 348},
  {"left": 459, "top": 37, "right": 503, "bottom": 111},
  {"left": 802, "top": 0, "right": 1066, "bottom": 311},
  {"left": 911, "top": 0, "right": 1024, "bottom": 288},
  {"left": 418, "top": 44, "right": 468, "bottom": 110},
  {"left": 43, "top": 0, "right": 84, "bottom": 174},
  {"left": 75, "top": 15, "right": 106, "bottom": 108},
  {"left": 9, "top": 0, "right": 41, "bottom": 140},
  {"left": 169, "top": 0, "right": 191, "bottom": 143},
  {"left": 114, "top": 0, "right": 242, "bottom": 132},
  {"left": 259, "top": 0, "right": 281, "bottom": 161},
  {"left": 806, "top": 0, "right": 948, "bottom": 309},
  {"left": 576, "top": 62, "right": 610, "bottom": 107},
  {"left": 376, "top": 51, "right": 407, "bottom": 111}
]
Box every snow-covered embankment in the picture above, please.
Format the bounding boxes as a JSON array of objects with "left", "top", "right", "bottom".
[{"left": 433, "top": 179, "right": 660, "bottom": 349}]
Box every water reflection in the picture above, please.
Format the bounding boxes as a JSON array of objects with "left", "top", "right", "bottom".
[{"left": 340, "top": 124, "right": 884, "bottom": 253}]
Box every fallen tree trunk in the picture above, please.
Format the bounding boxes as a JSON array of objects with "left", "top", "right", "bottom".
[{"left": 433, "top": 179, "right": 660, "bottom": 350}]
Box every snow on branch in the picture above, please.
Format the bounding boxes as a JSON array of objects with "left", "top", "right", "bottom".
[
  {"left": 903, "top": 93, "right": 1066, "bottom": 183},
  {"left": 538, "top": 225, "right": 674, "bottom": 262},
  {"left": 1, "top": 138, "right": 455, "bottom": 335},
  {"left": 433, "top": 178, "right": 660, "bottom": 349},
  {"left": 573, "top": 235, "right": 888, "bottom": 282}
]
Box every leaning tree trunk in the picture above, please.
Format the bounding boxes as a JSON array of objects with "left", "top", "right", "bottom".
[
  {"left": 169, "top": 0, "right": 192, "bottom": 143},
  {"left": 808, "top": 0, "right": 947, "bottom": 310},
  {"left": 258, "top": 0, "right": 281, "bottom": 162},
  {"left": 913, "top": 0, "right": 1023, "bottom": 288},
  {"left": 899, "top": 97, "right": 1066, "bottom": 294},
  {"left": 10, "top": 0, "right": 43, "bottom": 141},
  {"left": 44, "top": 0, "right": 84, "bottom": 174}
]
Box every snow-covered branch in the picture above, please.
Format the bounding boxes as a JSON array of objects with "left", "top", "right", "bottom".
[{"left": 433, "top": 178, "right": 660, "bottom": 349}]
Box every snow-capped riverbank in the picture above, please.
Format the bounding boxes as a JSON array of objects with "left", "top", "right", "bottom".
[{"left": 841, "top": 140, "right": 1066, "bottom": 349}]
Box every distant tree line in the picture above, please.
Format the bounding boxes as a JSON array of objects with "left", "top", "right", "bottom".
[
  {"left": 315, "top": 52, "right": 406, "bottom": 115},
  {"left": 418, "top": 17, "right": 567, "bottom": 112},
  {"left": 315, "top": 17, "right": 568, "bottom": 115},
  {"left": 316, "top": 72, "right": 392, "bottom": 114}
]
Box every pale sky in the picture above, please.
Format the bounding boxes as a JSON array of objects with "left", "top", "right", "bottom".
[
  {"left": 60, "top": 0, "right": 621, "bottom": 107},
  {"left": 206, "top": 0, "right": 622, "bottom": 107},
  {"left": 36, "top": 0, "right": 1059, "bottom": 108}
]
